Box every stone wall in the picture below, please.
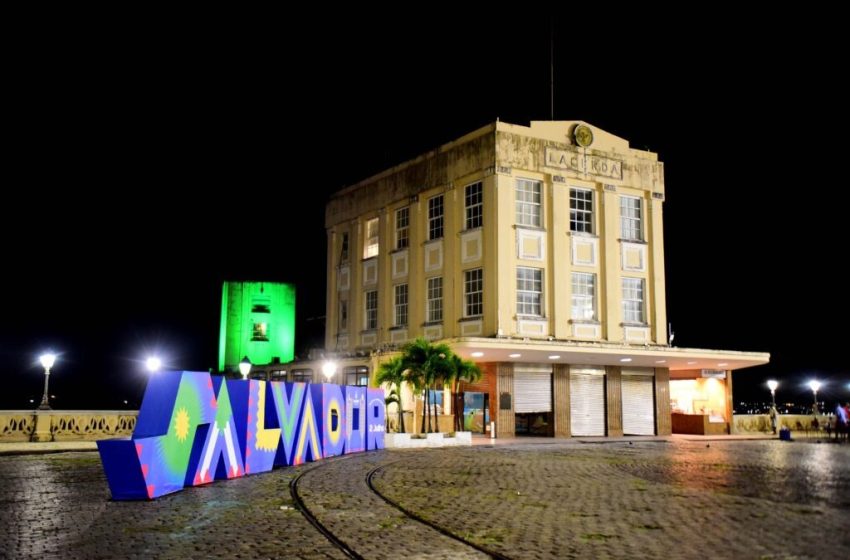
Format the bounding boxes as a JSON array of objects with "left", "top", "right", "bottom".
[
  {"left": 0, "top": 410, "right": 137, "bottom": 442},
  {"left": 733, "top": 414, "right": 831, "bottom": 434}
]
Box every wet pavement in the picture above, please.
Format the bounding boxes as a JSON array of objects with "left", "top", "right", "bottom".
[
  {"left": 0, "top": 453, "right": 345, "bottom": 559},
  {"left": 0, "top": 439, "right": 848, "bottom": 559}
]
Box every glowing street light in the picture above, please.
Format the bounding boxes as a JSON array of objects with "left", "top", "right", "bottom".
[
  {"left": 767, "top": 380, "right": 778, "bottom": 407},
  {"left": 808, "top": 380, "right": 821, "bottom": 415},
  {"left": 322, "top": 361, "right": 337, "bottom": 383},
  {"left": 239, "top": 356, "right": 252, "bottom": 380},
  {"left": 145, "top": 356, "right": 162, "bottom": 373},
  {"left": 38, "top": 353, "right": 56, "bottom": 410}
]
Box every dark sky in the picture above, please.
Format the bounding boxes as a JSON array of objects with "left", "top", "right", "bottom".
[{"left": 2, "top": 14, "right": 847, "bottom": 410}]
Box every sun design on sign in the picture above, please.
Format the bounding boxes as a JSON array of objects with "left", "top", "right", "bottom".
[{"left": 174, "top": 407, "right": 191, "bottom": 442}]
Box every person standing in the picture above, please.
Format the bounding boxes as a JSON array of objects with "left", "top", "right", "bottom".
[
  {"left": 836, "top": 401, "right": 849, "bottom": 441},
  {"left": 769, "top": 404, "right": 779, "bottom": 435}
]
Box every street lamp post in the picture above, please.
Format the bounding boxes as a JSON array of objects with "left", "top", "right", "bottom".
[
  {"left": 38, "top": 353, "right": 56, "bottom": 411},
  {"left": 808, "top": 380, "right": 821, "bottom": 416},
  {"left": 322, "top": 361, "right": 337, "bottom": 384},
  {"left": 767, "top": 379, "right": 778, "bottom": 408},
  {"left": 145, "top": 356, "right": 162, "bottom": 373},
  {"left": 767, "top": 379, "right": 779, "bottom": 435},
  {"left": 239, "top": 357, "right": 252, "bottom": 380}
]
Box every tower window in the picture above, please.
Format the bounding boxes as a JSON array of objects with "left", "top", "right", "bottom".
[
  {"left": 252, "top": 322, "right": 269, "bottom": 341},
  {"left": 251, "top": 297, "right": 271, "bottom": 313}
]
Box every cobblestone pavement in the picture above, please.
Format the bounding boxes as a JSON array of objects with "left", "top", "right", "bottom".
[
  {"left": 1, "top": 440, "right": 848, "bottom": 559},
  {"left": 0, "top": 452, "right": 346, "bottom": 559},
  {"left": 371, "top": 440, "right": 850, "bottom": 559},
  {"left": 295, "top": 452, "right": 487, "bottom": 559}
]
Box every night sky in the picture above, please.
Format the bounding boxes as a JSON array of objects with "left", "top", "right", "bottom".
[{"left": 3, "top": 14, "right": 847, "bottom": 410}]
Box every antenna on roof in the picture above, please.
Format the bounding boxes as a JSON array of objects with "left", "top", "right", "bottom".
[{"left": 550, "top": 17, "right": 555, "bottom": 120}]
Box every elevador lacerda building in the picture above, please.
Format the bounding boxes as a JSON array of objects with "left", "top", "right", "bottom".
[{"left": 316, "top": 120, "right": 768, "bottom": 438}]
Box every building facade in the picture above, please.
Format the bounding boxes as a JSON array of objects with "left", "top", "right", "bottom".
[{"left": 322, "top": 120, "right": 768, "bottom": 437}]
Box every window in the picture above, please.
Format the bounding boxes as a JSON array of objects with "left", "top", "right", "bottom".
[
  {"left": 344, "top": 366, "right": 369, "bottom": 387},
  {"left": 516, "top": 179, "right": 542, "bottom": 227},
  {"left": 395, "top": 207, "right": 409, "bottom": 249},
  {"left": 363, "top": 217, "right": 379, "bottom": 259},
  {"left": 620, "top": 196, "right": 643, "bottom": 241},
  {"left": 622, "top": 278, "right": 645, "bottom": 323},
  {"left": 571, "top": 272, "right": 596, "bottom": 320},
  {"left": 570, "top": 188, "right": 593, "bottom": 233},
  {"left": 251, "top": 297, "right": 271, "bottom": 313},
  {"left": 291, "top": 369, "right": 313, "bottom": 383},
  {"left": 251, "top": 322, "right": 269, "bottom": 341},
  {"left": 428, "top": 195, "right": 444, "bottom": 240},
  {"left": 427, "top": 277, "right": 443, "bottom": 323},
  {"left": 340, "top": 232, "right": 349, "bottom": 263},
  {"left": 365, "top": 290, "right": 378, "bottom": 330},
  {"left": 339, "top": 300, "right": 348, "bottom": 331},
  {"left": 465, "top": 182, "right": 483, "bottom": 229},
  {"left": 516, "top": 267, "right": 543, "bottom": 316},
  {"left": 394, "top": 284, "right": 408, "bottom": 327},
  {"left": 464, "top": 268, "right": 483, "bottom": 317}
]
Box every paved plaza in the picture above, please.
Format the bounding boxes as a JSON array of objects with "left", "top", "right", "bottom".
[{"left": 1, "top": 438, "right": 848, "bottom": 559}]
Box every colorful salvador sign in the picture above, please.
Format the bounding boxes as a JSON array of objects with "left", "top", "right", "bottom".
[{"left": 97, "top": 371, "right": 385, "bottom": 500}]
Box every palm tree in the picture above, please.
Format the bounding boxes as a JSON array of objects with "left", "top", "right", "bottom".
[
  {"left": 449, "top": 354, "right": 482, "bottom": 431},
  {"left": 384, "top": 388, "right": 400, "bottom": 433},
  {"left": 398, "top": 338, "right": 477, "bottom": 433},
  {"left": 376, "top": 356, "right": 406, "bottom": 433},
  {"left": 401, "top": 338, "right": 434, "bottom": 432},
  {"left": 425, "top": 344, "right": 454, "bottom": 431}
]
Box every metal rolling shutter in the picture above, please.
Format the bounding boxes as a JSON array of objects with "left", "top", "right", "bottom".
[
  {"left": 514, "top": 364, "right": 552, "bottom": 413},
  {"left": 621, "top": 370, "right": 655, "bottom": 436},
  {"left": 570, "top": 369, "right": 605, "bottom": 436}
]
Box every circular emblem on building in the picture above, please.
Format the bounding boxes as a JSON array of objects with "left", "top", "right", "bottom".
[{"left": 573, "top": 124, "right": 593, "bottom": 148}]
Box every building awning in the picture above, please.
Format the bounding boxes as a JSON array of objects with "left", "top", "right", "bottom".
[{"left": 448, "top": 337, "right": 769, "bottom": 372}]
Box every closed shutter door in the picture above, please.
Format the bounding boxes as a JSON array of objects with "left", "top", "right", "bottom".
[
  {"left": 570, "top": 373, "right": 605, "bottom": 436},
  {"left": 622, "top": 375, "right": 655, "bottom": 435},
  {"left": 514, "top": 365, "right": 552, "bottom": 413}
]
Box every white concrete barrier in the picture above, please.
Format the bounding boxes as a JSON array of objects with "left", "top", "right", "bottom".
[{"left": 384, "top": 431, "right": 472, "bottom": 449}]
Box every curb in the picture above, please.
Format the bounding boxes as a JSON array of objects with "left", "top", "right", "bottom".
[{"left": 0, "top": 443, "right": 99, "bottom": 456}]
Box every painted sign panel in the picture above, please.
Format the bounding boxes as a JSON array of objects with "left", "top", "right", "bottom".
[
  {"left": 344, "top": 386, "right": 366, "bottom": 454},
  {"left": 544, "top": 147, "right": 624, "bottom": 180},
  {"left": 98, "top": 371, "right": 385, "bottom": 500}
]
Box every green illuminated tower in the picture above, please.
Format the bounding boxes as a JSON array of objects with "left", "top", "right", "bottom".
[{"left": 218, "top": 281, "right": 295, "bottom": 371}]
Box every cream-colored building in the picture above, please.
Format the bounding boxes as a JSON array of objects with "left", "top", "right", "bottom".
[{"left": 322, "top": 120, "right": 768, "bottom": 437}]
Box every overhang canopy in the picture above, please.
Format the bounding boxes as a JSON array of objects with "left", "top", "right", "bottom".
[{"left": 448, "top": 337, "right": 769, "bottom": 372}]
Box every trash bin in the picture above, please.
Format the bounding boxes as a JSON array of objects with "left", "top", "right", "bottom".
[{"left": 779, "top": 427, "right": 791, "bottom": 441}]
